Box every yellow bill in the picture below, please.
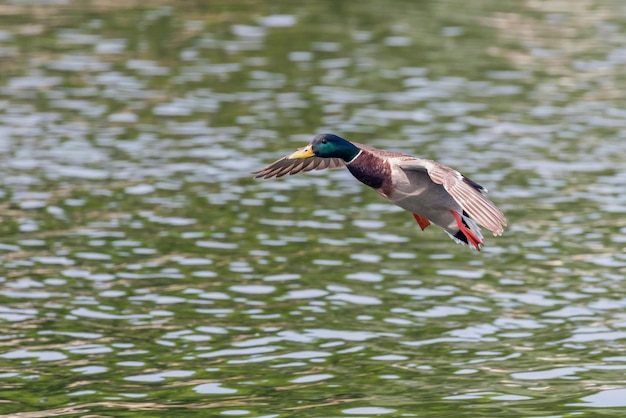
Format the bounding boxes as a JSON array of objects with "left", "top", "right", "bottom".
[{"left": 287, "top": 144, "right": 314, "bottom": 159}]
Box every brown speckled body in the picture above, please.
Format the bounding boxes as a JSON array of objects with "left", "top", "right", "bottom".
[{"left": 348, "top": 149, "right": 462, "bottom": 232}]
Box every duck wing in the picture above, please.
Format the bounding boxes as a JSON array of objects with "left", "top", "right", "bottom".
[
  {"left": 253, "top": 151, "right": 345, "bottom": 179},
  {"left": 398, "top": 158, "right": 507, "bottom": 236}
]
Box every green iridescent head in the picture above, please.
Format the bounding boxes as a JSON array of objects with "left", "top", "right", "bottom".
[{"left": 288, "top": 133, "right": 360, "bottom": 162}]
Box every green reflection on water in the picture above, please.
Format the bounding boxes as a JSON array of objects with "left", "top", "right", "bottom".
[{"left": 0, "top": 0, "right": 626, "bottom": 417}]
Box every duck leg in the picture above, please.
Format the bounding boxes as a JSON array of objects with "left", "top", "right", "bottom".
[
  {"left": 451, "top": 211, "right": 483, "bottom": 251},
  {"left": 412, "top": 213, "right": 431, "bottom": 230}
]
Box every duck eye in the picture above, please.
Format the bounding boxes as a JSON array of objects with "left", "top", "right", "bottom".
[{"left": 321, "top": 138, "right": 327, "bottom": 144}]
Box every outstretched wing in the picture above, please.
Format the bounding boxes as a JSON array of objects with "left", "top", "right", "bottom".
[
  {"left": 399, "top": 158, "right": 507, "bottom": 236},
  {"left": 253, "top": 152, "right": 345, "bottom": 179}
]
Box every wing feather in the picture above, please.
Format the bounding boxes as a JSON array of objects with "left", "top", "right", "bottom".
[{"left": 253, "top": 153, "right": 345, "bottom": 179}]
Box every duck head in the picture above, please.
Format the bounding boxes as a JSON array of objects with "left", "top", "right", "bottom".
[{"left": 288, "top": 133, "right": 360, "bottom": 162}]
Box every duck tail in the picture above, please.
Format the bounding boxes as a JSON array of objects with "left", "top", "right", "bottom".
[{"left": 447, "top": 211, "right": 484, "bottom": 251}]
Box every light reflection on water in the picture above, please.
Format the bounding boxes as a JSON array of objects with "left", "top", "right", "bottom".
[{"left": 0, "top": 0, "right": 625, "bottom": 417}]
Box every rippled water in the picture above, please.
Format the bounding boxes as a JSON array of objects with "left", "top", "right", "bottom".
[{"left": 1, "top": 1, "right": 626, "bottom": 417}]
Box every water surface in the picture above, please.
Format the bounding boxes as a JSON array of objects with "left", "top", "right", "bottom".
[{"left": 1, "top": 1, "right": 626, "bottom": 417}]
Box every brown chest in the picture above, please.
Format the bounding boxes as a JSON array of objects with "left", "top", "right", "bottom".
[{"left": 346, "top": 152, "right": 393, "bottom": 195}]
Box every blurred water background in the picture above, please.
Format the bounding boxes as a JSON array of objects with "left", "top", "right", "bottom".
[{"left": 1, "top": 0, "right": 626, "bottom": 416}]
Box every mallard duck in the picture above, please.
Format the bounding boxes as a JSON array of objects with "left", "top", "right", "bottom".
[{"left": 254, "top": 133, "right": 506, "bottom": 250}]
